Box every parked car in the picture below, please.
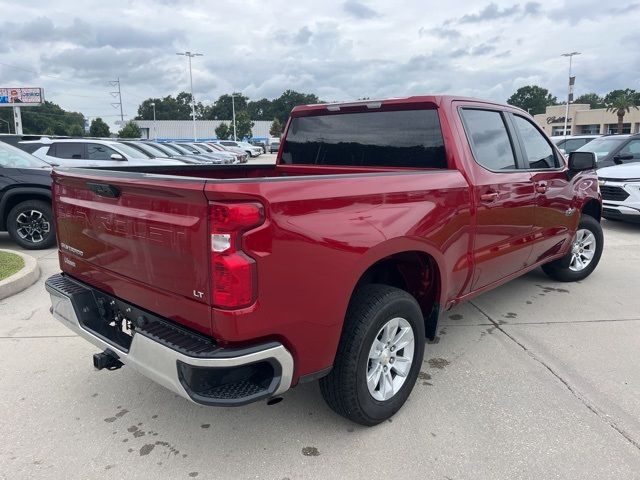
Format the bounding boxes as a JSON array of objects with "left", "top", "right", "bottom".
[
  {"left": 0, "top": 141, "right": 55, "bottom": 249},
  {"left": 214, "top": 140, "right": 262, "bottom": 157},
  {"left": 598, "top": 163, "right": 640, "bottom": 223},
  {"left": 118, "top": 141, "right": 208, "bottom": 165},
  {"left": 205, "top": 142, "right": 248, "bottom": 162},
  {"left": 45, "top": 95, "right": 602, "bottom": 425},
  {"left": 179, "top": 143, "right": 238, "bottom": 164},
  {"left": 575, "top": 133, "right": 640, "bottom": 169},
  {"left": 159, "top": 143, "right": 227, "bottom": 164},
  {"left": 269, "top": 141, "right": 280, "bottom": 153},
  {"left": 550, "top": 135, "right": 600, "bottom": 154},
  {"left": 27, "top": 139, "right": 186, "bottom": 168},
  {"left": 249, "top": 139, "right": 267, "bottom": 153}
]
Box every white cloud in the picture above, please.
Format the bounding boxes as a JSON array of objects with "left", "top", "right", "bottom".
[{"left": 0, "top": 0, "right": 638, "bottom": 129}]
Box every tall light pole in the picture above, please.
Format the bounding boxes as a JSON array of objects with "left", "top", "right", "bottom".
[
  {"left": 176, "top": 51, "right": 203, "bottom": 141},
  {"left": 231, "top": 93, "right": 237, "bottom": 141},
  {"left": 561, "top": 51, "right": 580, "bottom": 137},
  {"left": 150, "top": 102, "right": 157, "bottom": 140}
]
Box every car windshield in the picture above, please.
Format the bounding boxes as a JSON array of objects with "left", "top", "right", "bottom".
[
  {"left": 174, "top": 144, "right": 199, "bottom": 154},
  {"left": 577, "top": 137, "right": 626, "bottom": 160},
  {"left": 163, "top": 143, "right": 190, "bottom": 154},
  {"left": 0, "top": 142, "right": 51, "bottom": 168},
  {"left": 195, "top": 143, "right": 213, "bottom": 152},
  {"left": 132, "top": 143, "right": 170, "bottom": 158},
  {"left": 109, "top": 142, "right": 149, "bottom": 159},
  {"left": 146, "top": 143, "right": 175, "bottom": 156}
]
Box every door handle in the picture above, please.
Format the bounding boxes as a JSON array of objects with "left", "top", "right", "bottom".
[
  {"left": 535, "top": 183, "right": 548, "bottom": 194},
  {"left": 480, "top": 191, "right": 499, "bottom": 202}
]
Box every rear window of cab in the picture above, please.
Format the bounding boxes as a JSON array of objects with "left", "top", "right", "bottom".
[{"left": 281, "top": 109, "right": 447, "bottom": 169}]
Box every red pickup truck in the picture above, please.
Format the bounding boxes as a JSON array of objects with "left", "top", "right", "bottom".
[{"left": 46, "top": 96, "right": 603, "bottom": 425}]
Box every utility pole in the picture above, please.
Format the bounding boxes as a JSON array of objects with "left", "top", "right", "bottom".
[
  {"left": 151, "top": 102, "right": 157, "bottom": 140},
  {"left": 12, "top": 107, "right": 22, "bottom": 134},
  {"left": 108, "top": 78, "right": 124, "bottom": 124},
  {"left": 176, "top": 51, "right": 203, "bottom": 141},
  {"left": 232, "top": 93, "right": 237, "bottom": 140},
  {"left": 561, "top": 52, "right": 580, "bottom": 138}
]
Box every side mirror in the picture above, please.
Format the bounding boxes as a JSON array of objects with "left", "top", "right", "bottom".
[
  {"left": 568, "top": 151, "right": 596, "bottom": 172},
  {"left": 110, "top": 153, "right": 125, "bottom": 161},
  {"left": 613, "top": 153, "right": 634, "bottom": 164}
]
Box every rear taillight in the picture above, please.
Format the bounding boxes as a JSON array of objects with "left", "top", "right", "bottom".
[{"left": 209, "top": 202, "right": 264, "bottom": 309}]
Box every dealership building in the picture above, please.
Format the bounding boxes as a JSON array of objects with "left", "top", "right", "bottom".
[
  {"left": 132, "top": 120, "right": 272, "bottom": 141},
  {"left": 533, "top": 104, "right": 640, "bottom": 136}
]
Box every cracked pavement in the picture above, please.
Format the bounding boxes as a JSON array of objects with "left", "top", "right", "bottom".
[{"left": 1, "top": 219, "right": 639, "bottom": 480}]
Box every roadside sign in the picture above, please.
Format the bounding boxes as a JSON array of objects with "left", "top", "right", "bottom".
[{"left": 0, "top": 87, "right": 44, "bottom": 107}]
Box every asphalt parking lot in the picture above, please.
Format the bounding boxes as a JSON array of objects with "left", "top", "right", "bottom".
[{"left": 1, "top": 217, "right": 640, "bottom": 479}]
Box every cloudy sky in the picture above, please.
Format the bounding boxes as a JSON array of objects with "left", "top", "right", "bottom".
[{"left": 1, "top": 0, "right": 639, "bottom": 127}]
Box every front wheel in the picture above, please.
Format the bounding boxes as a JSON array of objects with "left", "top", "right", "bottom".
[
  {"left": 319, "top": 284, "right": 425, "bottom": 426},
  {"left": 7, "top": 200, "right": 56, "bottom": 250},
  {"left": 542, "top": 215, "right": 603, "bottom": 282}
]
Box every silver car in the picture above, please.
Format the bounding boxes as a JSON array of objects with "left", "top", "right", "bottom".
[{"left": 27, "top": 139, "right": 186, "bottom": 167}]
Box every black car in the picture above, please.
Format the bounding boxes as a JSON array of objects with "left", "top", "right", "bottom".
[
  {"left": 0, "top": 141, "right": 55, "bottom": 249},
  {"left": 576, "top": 134, "right": 640, "bottom": 169}
]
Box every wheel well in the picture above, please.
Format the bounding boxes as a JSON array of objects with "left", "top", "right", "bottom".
[
  {"left": 353, "top": 251, "right": 441, "bottom": 339},
  {"left": 1, "top": 192, "right": 51, "bottom": 230},
  {"left": 582, "top": 199, "right": 601, "bottom": 222}
]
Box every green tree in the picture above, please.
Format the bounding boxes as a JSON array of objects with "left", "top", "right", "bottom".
[
  {"left": 271, "top": 90, "right": 320, "bottom": 123},
  {"left": 215, "top": 122, "right": 231, "bottom": 140},
  {"left": 269, "top": 118, "right": 283, "bottom": 137},
  {"left": 605, "top": 92, "right": 639, "bottom": 134},
  {"left": 234, "top": 111, "right": 254, "bottom": 140},
  {"left": 89, "top": 117, "right": 111, "bottom": 137},
  {"left": 247, "top": 98, "right": 274, "bottom": 120},
  {"left": 507, "top": 85, "right": 558, "bottom": 115},
  {"left": 53, "top": 122, "right": 68, "bottom": 136},
  {"left": 202, "top": 93, "right": 249, "bottom": 120},
  {"left": 136, "top": 92, "right": 201, "bottom": 120},
  {"left": 0, "top": 100, "right": 84, "bottom": 135},
  {"left": 573, "top": 93, "right": 605, "bottom": 109},
  {"left": 68, "top": 124, "right": 84, "bottom": 137},
  {"left": 603, "top": 89, "right": 640, "bottom": 106},
  {"left": 118, "top": 121, "right": 142, "bottom": 138}
]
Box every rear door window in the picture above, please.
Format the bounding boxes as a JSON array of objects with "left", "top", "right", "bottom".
[
  {"left": 281, "top": 109, "right": 447, "bottom": 168},
  {"left": 460, "top": 109, "right": 517, "bottom": 170},
  {"left": 53, "top": 143, "right": 84, "bottom": 159}
]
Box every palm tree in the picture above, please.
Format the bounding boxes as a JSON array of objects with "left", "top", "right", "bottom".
[{"left": 605, "top": 93, "right": 639, "bottom": 134}]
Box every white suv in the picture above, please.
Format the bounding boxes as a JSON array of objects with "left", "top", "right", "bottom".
[
  {"left": 215, "top": 140, "right": 262, "bottom": 157},
  {"left": 27, "top": 139, "right": 186, "bottom": 167},
  {"left": 598, "top": 163, "right": 640, "bottom": 224}
]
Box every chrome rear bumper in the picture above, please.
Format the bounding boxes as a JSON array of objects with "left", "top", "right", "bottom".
[{"left": 46, "top": 274, "right": 293, "bottom": 406}]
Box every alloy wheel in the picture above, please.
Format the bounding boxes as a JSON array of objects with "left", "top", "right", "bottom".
[
  {"left": 366, "top": 317, "right": 415, "bottom": 401},
  {"left": 15, "top": 209, "right": 51, "bottom": 244},
  {"left": 569, "top": 228, "right": 596, "bottom": 272}
]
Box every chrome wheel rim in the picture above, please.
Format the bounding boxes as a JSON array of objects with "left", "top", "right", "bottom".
[
  {"left": 569, "top": 228, "right": 596, "bottom": 272},
  {"left": 367, "top": 317, "right": 415, "bottom": 401},
  {"left": 15, "top": 209, "right": 50, "bottom": 244}
]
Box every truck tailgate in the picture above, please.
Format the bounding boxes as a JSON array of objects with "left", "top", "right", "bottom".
[{"left": 52, "top": 169, "right": 210, "bottom": 313}]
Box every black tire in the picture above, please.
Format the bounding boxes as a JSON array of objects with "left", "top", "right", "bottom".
[
  {"left": 7, "top": 200, "right": 56, "bottom": 250},
  {"left": 319, "top": 284, "right": 425, "bottom": 426},
  {"left": 542, "top": 215, "right": 603, "bottom": 282}
]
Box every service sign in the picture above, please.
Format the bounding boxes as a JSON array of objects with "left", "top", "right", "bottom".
[{"left": 0, "top": 87, "right": 44, "bottom": 107}]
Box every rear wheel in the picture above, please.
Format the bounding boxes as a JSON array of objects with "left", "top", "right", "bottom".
[
  {"left": 7, "top": 200, "right": 56, "bottom": 250},
  {"left": 542, "top": 215, "right": 603, "bottom": 282},
  {"left": 319, "top": 284, "right": 425, "bottom": 425}
]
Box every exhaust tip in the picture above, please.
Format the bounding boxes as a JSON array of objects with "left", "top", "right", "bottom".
[{"left": 266, "top": 397, "right": 283, "bottom": 406}]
